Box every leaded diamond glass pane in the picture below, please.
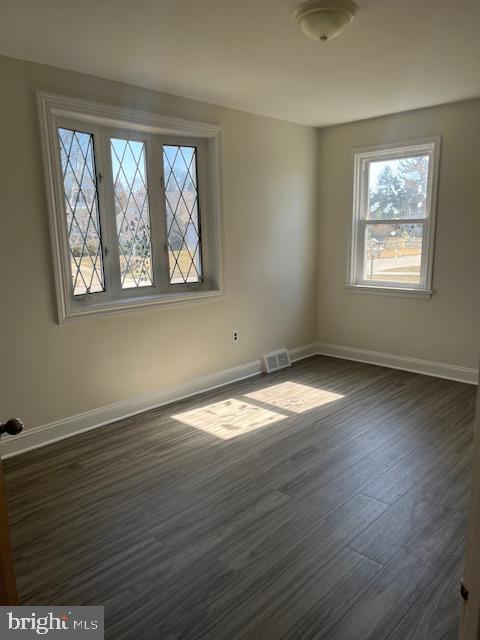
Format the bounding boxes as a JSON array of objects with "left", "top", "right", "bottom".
[
  {"left": 163, "top": 145, "right": 202, "bottom": 285},
  {"left": 58, "top": 128, "right": 105, "bottom": 296},
  {"left": 111, "top": 138, "right": 153, "bottom": 289}
]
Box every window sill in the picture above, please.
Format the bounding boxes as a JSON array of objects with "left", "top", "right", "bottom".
[
  {"left": 61, "top": 288, "right": 225, "bottom": 322},
  {"left": 344, "top": 284, "right": 433, "bottom": 299}
]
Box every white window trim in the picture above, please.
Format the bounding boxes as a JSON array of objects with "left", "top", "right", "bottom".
[
  {"left": 346, "top": 136, "right": 441, "bottom": 299},
  {"left": 37, "top": 92, "right": 224, "bottom": 323}
]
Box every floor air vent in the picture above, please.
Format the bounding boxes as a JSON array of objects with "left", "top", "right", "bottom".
[{"left": 262, "top": 349, "right": 292, "bottom": 373}]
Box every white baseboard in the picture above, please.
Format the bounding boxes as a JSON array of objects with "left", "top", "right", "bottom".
[
  {"left": 0, "top": 343, "right": 318, "bottom": 459},
  {"left": 2, "top": 341, "right": 474, "bottom": 459},
  {"left": 317, "top": 343, "right": 479, "bottom": 386},
  {"left": 289, "top": 343, "right": 319, "bottom": 362}
]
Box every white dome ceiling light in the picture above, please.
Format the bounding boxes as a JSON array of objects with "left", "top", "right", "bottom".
[{"left": 292, "top": 0, "right": 359, "bottom": 42}]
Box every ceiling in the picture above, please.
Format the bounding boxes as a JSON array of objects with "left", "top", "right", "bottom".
[{"left": 1, "top": 0, "right": 479, "bottom": 126}]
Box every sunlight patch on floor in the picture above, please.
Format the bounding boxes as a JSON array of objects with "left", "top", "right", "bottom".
[
  {"left": 171, "top": 381, "right": 344, "bottom": 440},
  {"left": 172, "top": 397, "right": 285, "bottom": 439},
  {"left": 246, "top": 381, "right": 343, "bottom": 414}
]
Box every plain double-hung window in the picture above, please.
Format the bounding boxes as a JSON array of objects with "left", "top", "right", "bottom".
[
  {"left": 39, "top": 94, "right": 223, "bottom": 321},
  {"left": 348, "top": 137, "right": 440, "bottom": 297}
]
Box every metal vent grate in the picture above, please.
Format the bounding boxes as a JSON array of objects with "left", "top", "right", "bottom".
[{"left": 262, "top": 349, "right": 292, "bottom": 373}]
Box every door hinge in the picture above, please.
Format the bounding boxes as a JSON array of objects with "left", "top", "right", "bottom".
[{"left": 461, "top": 580, "right": 469, "bottom": 602}]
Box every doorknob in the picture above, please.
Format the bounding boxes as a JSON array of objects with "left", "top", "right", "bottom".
[{"left": 0, "top": 419, "right": 24, "bottom": 437}]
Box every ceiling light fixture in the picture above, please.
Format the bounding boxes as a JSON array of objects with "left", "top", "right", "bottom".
[{"left": 292, "top": 0, "right": 358, "bottom": 42}]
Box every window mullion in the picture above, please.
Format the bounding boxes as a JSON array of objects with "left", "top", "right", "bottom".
[
  {"left": 149, "top": 136, "right": 170, "bottom": 292},
  {"left": 357, "top": 219, "right": 367, "bottom": 281},
  {"left": 194, "top": 140, "right": 208, "bottom": 286},
  {"left": 360, "top": 159, "right": 370, "bottom": 221},
  {"left": 97, "top": 128, "right": 122, "bottom": 298},
  {"left": 74, "top": 125, "right": 112, "bottom": 301},
  {"left": 354, "top": 159, "right": 369, "bottom": 282},
  {"left": 419, "top": 218, "right": 429, "bottom": 288}
]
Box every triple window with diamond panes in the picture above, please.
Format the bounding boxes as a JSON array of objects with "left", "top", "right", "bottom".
[
  {"left": 40, "top": 93, "right": 223, "bottom": 322},
  {"left": 59, "top": 126, "right": 204, "bottom": 300},
  {"left": 348, "top": 138, "right": 440, "bottom": 296}
]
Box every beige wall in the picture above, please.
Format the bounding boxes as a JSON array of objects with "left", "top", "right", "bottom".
[
  {"left": 0, "top": 56, "right": 318, "bottom": 430},
  {"left": 2, "top": 54, "right": 478, "bottom": 433},
  {"left": 317, "top": 99, "right": 480, "bottom": 369}
]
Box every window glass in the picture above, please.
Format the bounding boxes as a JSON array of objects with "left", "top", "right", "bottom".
[
  {"left": 364, "top": 223, "right": 423, "bottom": 284},
  {"left": 163, "top": 145, "right": 202, "bottom": 284},
  {"left": 367, "top": 155, "right": 430, "bottom": 220},
  {"left": 58, "top": 128, "right": 105, "bottom": 296},
  {"left": 111, "top": 138, "right": 154, "bottom": 289}
]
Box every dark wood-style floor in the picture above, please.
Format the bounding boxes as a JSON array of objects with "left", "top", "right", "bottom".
[{"left": 4, "top": 356, "right": 476, "bottom": 640}]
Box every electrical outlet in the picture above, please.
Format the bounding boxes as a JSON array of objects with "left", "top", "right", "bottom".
[{"left": 233, "top": 330, "right": 239, "bottom": 343}]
